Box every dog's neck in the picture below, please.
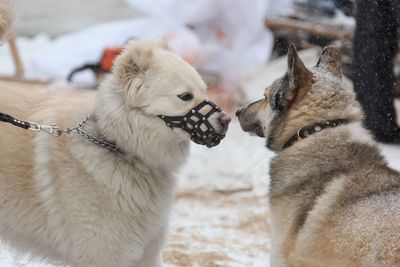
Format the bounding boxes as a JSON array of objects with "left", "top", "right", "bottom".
[
  {"left": 269, "top": 121, "right": 382, "bottom": 197},
  {"left": 282, "top": 118, "right": 348, "bottom": 149},
  {"left": 89, "top": 93, "right": 190, "bottom": 173}
]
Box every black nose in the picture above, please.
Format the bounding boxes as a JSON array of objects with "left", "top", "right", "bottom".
[
  {"left": 235, "top": 108, "right": 243, "bottom": 117},
  {"left": 218, "top": 114, "right": 231, "bottom": 129}
]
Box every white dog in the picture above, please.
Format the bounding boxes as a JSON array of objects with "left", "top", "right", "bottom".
[{"left": 0, "top": 40, "right": 230, "bottom": 266}]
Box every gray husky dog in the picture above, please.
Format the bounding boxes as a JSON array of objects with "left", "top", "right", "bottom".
[{"left": 237, "top": 45, "right": 400, "bottom": 267}]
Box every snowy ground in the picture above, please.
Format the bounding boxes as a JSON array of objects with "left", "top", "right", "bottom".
[{"left": 0, "top": 90, "right": 399, "bottom": 266}]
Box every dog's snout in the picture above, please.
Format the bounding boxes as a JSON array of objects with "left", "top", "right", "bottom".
[
  {"left": 235, "top": 108, "right": 243, "bottom": 117},
  {"left": 218, "top": 114, "right": 231, "bottom": 128}
]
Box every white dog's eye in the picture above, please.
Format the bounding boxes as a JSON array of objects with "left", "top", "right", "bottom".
[{"left": 178, "top": 93, "right": 193, "bottom": 101}]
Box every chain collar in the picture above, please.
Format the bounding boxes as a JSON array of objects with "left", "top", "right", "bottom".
[
  {"left": 64, "top": 115, "right": 120, "bottom": 153},
  {"left": 0, "top": 112, "right": 121, "bottom": 154}
]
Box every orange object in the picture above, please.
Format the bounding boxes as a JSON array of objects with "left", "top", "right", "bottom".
[
  {"left": 100, "top": 47, "right": 122, "bottom": 72},
  {"left": 68, "top": 47, "right": 123, "bottom": 82}
]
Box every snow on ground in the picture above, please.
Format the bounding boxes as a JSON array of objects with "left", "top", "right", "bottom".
[
  {"left": 0, "top": 112, "right": 400, "bottom": 266},
  {"left": 165, "top": 121, "right": 272, "bottom": 267}
]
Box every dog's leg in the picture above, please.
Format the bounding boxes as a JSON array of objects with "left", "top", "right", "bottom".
[
  {"left": 135, "top": 234, "right": 165, "bottom": 267},
  {"left": 270, "top": 223, "right": 289, "bottom": 267},
  {"left": 270, "top": 246, "right": 288, "bottom": 267},
  {"left": 136, "top": 251, "right": 163, "bottom": 267},
  {"left": 139, "top": 252, "right": 163, "bottom": 267},
  {"left": 65, "top": 232, "right": 147, "bottom": 267}
]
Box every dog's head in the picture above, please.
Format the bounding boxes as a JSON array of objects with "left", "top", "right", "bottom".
[
  {"left": 99, "top": 40, "right": 230, "bottom": 148},
  {"left": 236, "top": 44, "right": 363, "bottom": 151}
]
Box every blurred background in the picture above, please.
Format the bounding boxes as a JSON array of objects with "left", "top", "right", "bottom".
[
  {"left": 1, "top": 0, "right": 400, "bottom": 266},
  {"left": 1, "top": 0, "right": 361, "bottom": 106}
]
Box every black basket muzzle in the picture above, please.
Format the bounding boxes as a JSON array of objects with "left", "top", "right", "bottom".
[{"left": 158, "top": 99, "right": 225, "bottom": 148}]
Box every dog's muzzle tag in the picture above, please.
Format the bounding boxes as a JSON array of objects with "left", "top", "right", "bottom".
[{"left": 158, "top": 100, "right": 225, "bottom": 148}]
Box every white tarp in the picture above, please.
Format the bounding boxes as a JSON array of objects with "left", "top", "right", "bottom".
[
  {"left": 1, "top": 0, "right": 284, "bottom": 88},
  {"left": 127, "top": 0, "right": 274, "bottom": 88},
  {"left": 26, "top": 18, "right": 201, "bottom": 85}
]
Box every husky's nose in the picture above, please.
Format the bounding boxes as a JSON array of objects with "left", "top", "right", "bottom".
[
  {"left": 235, "top": 108, "right": 243, "bottom": 117},
  {"left": 218, "top": 114, "right": 231, "bottom": 129}
]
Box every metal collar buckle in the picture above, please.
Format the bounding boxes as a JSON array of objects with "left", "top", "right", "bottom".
[{"left": 28, "top": 122, "right": 63, "bottom": 137}]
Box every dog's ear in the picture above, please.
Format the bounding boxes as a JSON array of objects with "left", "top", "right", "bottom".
[
  {"left": 272, "top": 44, "right": 312, "bottom": 112},
  {"left": 114, "top": 40, "right": 169, "bottom": 86},
  {"left": 316, "top": 46, "right": 341, "bottom": 78},
  {"left": 115, "top": 45, "right": 152, "bottom": 86},
  {"left": 287, "top": 44, "right": 311, "bottom": 91},
  {"left": 112, "top": 40, "right": 168, "bottom": 106}
]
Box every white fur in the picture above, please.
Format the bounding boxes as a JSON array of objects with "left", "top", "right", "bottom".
[
  {"left": 345, "top": 121, "right": 374, "bottom": 144},
  {"left": 257, "top": 104, "right": 274, "bottom": 137},
  {"left": 0, "top": 40, "right": 228, "bottom": 266}
]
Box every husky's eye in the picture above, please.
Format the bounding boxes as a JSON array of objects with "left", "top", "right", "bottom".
[{"left": 178, "top": 93, "right": 193, "bottom": 101}]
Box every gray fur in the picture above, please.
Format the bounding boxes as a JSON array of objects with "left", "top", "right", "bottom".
[{"left": 237, "top": 45, "right": 400, "bottom": 266}]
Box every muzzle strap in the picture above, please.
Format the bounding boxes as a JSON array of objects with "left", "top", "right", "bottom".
[{"left": 158, "top": 99, "right": 225, "bottom": 148}]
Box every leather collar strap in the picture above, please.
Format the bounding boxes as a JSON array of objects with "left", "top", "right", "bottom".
[
  {"left": 0, "top": 112, "right": 31, "bottom": 129},
  {"left": 282, "top": 118, "right": 348, "bottom": 149}
]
